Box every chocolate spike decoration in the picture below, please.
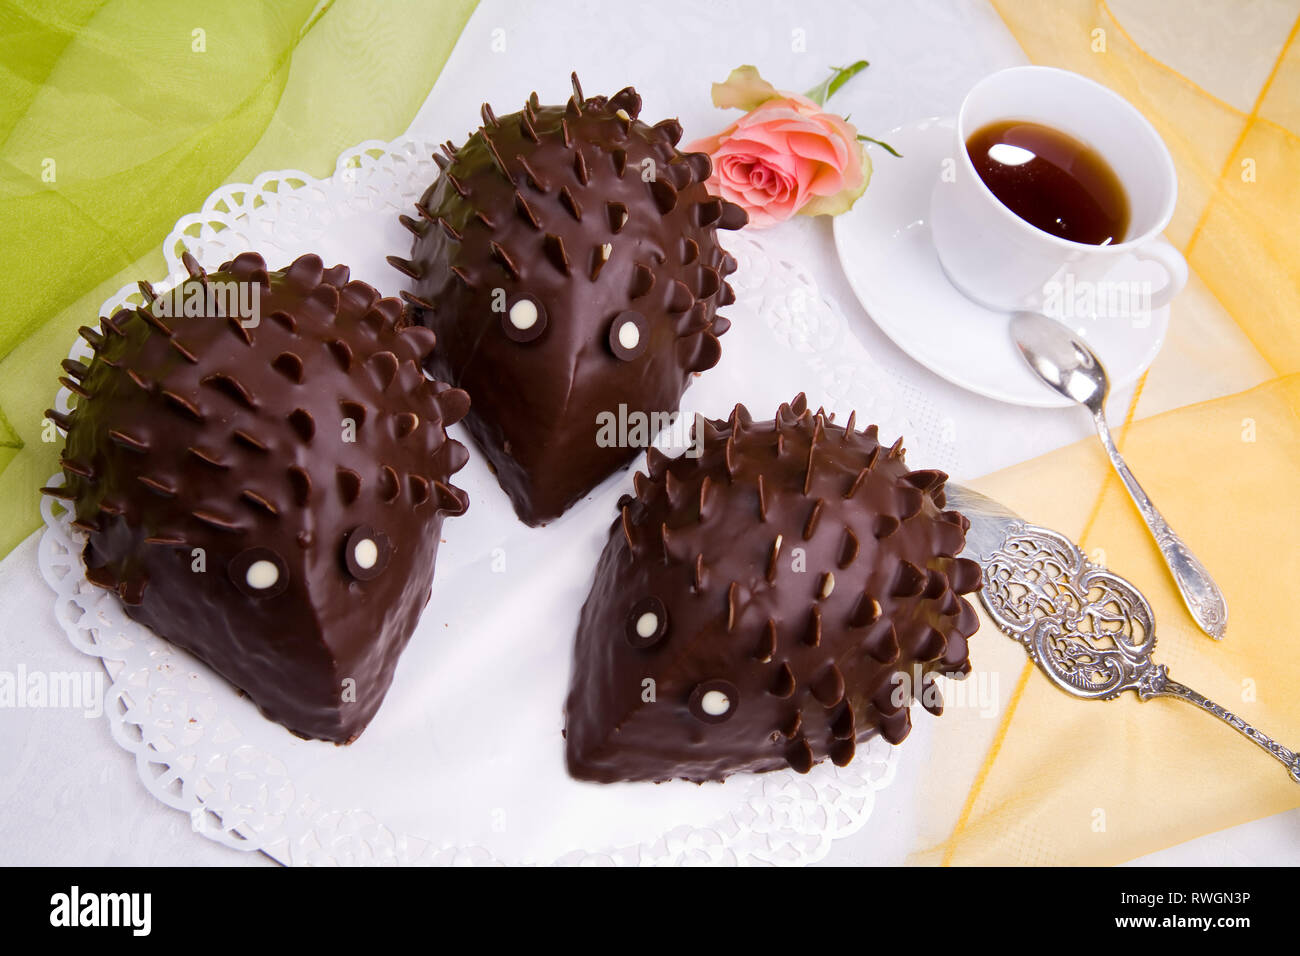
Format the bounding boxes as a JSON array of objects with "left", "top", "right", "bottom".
[
  {"left": 43, "top": 251, "right": 470, "bottom": 744},
  {"left": 397, "top": 75, "right": 747, "bottom": 526},
  {"left": 564, "top": 396, "right": 980, "bottom": 783}
]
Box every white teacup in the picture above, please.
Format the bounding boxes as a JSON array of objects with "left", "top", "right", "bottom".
[{"left": 930, "top": 65, "right": 1187, "bottom": 316}]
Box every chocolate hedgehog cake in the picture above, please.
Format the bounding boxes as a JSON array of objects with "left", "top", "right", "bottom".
[
  {"left": 564, "top": 396, "right": 981, "bottom": 783},
  {"left": 392, "top": 74, "right": 747, "bottom": 526},
  {"left": 43, "top": 252, "right": 470, "bottom": 743}
]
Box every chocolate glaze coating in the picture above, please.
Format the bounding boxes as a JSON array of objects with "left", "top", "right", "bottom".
[
  {"left": 395, "top": 74, "right": 747, "bottom": 525},
  {"left": 564, "top": 396, "right": 981, "bottom": 783},
  {"left": 43, "top": 252, "right": 470, "bottom": 743}
]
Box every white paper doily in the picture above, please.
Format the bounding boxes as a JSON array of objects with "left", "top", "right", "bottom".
[{"left": 36, "top": 136, "right": 954, "bottom": 866}]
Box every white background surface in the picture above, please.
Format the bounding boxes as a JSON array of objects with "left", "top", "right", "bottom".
[{"left": 2, "top": 0, "right": 1295, "bottom": 865}]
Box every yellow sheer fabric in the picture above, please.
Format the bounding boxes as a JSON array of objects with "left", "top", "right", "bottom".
[{"left": 913, "top": 0, "right": 1300, "bottom": 866}]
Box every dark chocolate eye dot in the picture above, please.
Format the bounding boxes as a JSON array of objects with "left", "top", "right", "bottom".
[
  {"left": 343, "top": 525, "right": 391, "bottom": 580},
  {"left": 689, "top": 679, "right": 739, "bottom": 723},
  {"left": 625, "top": 596, "right": 669, "bottom": 648},
  {"left": 230, "top": 547, "right": 289, "bottom": 598},
  {"left": 502, "top": 295, "right": 546, "bottom": 343},
  {"left": 608, "top": 310, "right": 647, "bottom": 361}
]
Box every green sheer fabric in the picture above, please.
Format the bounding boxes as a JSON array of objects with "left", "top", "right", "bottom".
[{"left": 0, "top": 0, "right": 477, "bottom": 555}]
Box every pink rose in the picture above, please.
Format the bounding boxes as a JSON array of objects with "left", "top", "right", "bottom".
[{"left": 687, "top": 66, "right": 872, "bottom": 228}]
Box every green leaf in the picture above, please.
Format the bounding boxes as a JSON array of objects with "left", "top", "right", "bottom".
[
  {"left": 857, "top": 135, "right": 902, "bottom": 158},
  {"left": 804, "top": 60, "right": 871, "bottom": 107}
]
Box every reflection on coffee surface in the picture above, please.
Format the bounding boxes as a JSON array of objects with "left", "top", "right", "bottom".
[{"left": 965, "top": 120, "right": 1129, "bottom": 245}]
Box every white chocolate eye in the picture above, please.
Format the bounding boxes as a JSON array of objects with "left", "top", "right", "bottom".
[
  {"left": 689, "top": 679, "right": 739, "bottom": 723},
  {"left": 342, "top": 525, "right": 391, "bottom": 580},
  {"left": 508, "top": 299, "right": 538, "bottom": 331},
  {"left": 617, "top": 319, "right": 640, "bottom": 352},
  {"left": 635, "top": 611, "right": 658, "bottom": 639},
  {"left": 353, "top": 537, "right": 379, "bottom": 570},
  {"left": 626, "top": 595, "right": 668, "bottom": 648},
  {"left": 700, "top": 690, "right": 731, "bottom": 717},
  {"left": 245, "top": 559, "right": 280, "bottom": 590},
  {"left": 502, "top": 296, "right": 547, "bottom": 343},
  {"left": 608, "top": 310, "right": 647, "bottom": 361},
  {"left": 230, "top": 547, "right": 289, "bottom": 598}
]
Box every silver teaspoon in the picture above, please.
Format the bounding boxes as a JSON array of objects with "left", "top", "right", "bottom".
[{"left": 1010, "top": 311, "right": 1228, "bottom": 640}]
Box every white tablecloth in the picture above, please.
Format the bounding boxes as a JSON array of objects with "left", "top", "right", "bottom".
[{"left": 2, "top": 0, "right": 1294, "bottom": 866}]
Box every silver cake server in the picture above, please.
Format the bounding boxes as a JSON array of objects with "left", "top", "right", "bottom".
[{"left": 947, "top": 483, "right": 1299, "bottom": 783}]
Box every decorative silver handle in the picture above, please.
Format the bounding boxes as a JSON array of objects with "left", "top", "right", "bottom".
[
  {"left": 1093, "top": 411, "right": 1228, "bottom": 640},
  {"left": 974, "top": 514, "right": 1298, "bottom": 784},
  {"left": 1145, "top": 678, "right": 1300, "bottom": 783}
]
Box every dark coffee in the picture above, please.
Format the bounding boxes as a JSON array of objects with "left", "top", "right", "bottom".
[{"left": 965, "top": 120, "right": 1129, "bottom": 245}]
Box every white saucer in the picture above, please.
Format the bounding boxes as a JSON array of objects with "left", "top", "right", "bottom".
[{"left": 831, "top": 117, "right": 1169, "bottom": 408}]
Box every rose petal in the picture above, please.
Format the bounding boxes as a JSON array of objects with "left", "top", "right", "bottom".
[
  {"left": 714, "top": 137, "right": 792, "bottom": 165},
  {"left": 734, "top": 104, "right": 814, "bottom": 130},
  {"left": 785, "top": 127, "right": 848, "bottom": 167},
  {"left": 724, "top": 123, "right": 793, "bottom": 153},
  {"left": 807, "top": 166, "right": 844, "bottom": 197},
  {"left": 818, "top": 111, "right": 862, "bottom": 145},
  {"left": 798, "top": 147, "right": 873, "bottom": 218},
  {"left": 711, "top": 65, "right": 781, "bottom": 111}
]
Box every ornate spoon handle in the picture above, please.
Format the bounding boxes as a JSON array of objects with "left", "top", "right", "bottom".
[
  {"left": 1093, "top": 411, "right": 1228, "bottom": 640},
  {"left": 1143, "top": 677, "right": 1300, "bottom": 783}
]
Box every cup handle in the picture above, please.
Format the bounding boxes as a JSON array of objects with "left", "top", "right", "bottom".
[{"left": 1133, "top": 236, "right": 1189, "bottom": 310}]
